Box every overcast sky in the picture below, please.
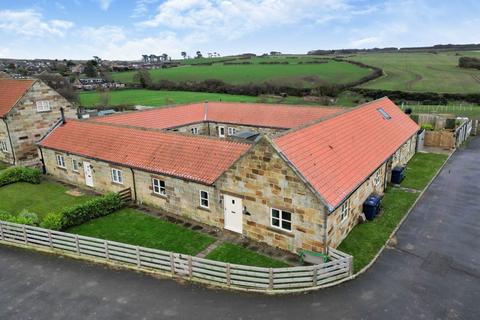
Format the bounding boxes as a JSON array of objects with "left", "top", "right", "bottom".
[{"left": 0, "top": 0, "right": 479, "bottom": 60}]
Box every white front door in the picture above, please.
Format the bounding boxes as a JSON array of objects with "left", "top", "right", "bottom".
[
  {"left": 224, "top": 195, "right": 243, "bottom": 233},
  {"left": 218, "top": 126, "right": 225, "bottom": 138},
  {"left": 83, "top": 161, "right": 94, "bottom": 187}
]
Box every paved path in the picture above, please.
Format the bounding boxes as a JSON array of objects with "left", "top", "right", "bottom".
[{"left": 1, "top": 139, "right": 480, "bottom": 320}]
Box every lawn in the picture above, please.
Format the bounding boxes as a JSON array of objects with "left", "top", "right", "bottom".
[
  {"left": 111, "top": 60, "right": 372, "bottom": 87},
  {"left": 206, "top": 243, "right": 288, "bottom": 268},
  {"left": 401, "top": 153, "right": 449, "bottom": 190},
  {"left": 348, "top": 51, "right": 480, "bottom": 94},
  {"left": 0, "top": 181, "right": 94, "bottom": 220},
  {"left": 338, "top": 188, "right": 419, "bottom": 272},
  {"left": 67, "top": 208, "right": 215, "bottom": 256},
  {"left": 403, "top": 104, "right": 480, "bottom": 119}
]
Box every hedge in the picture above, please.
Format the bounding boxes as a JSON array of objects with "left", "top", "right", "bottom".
[
  {"left": 0, "top": 211, "right": 39, "bottom": 226},
  {"left": 0, "top": 167, "right": 41, "bottom": 187},
  {"left": 41, "top": 193, "right": 124, "bottom": 230}
]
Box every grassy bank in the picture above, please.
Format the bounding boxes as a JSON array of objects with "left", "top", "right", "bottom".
[{"left": 206, "top": 243, "right": 288, "bottom": 268}]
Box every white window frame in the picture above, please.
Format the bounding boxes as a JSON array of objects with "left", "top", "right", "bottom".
[
  {"left": 111, "top": 168, "right": 123, "bottom": 184},
  {"left": 152, "top": 178, "right": 166, "bottom": 196},
  {"left": 191, "top": 127, "right": 199, "bottom": 135},
  {"left": 373, "top": 170, "right": 381, "bottom": 186},
  {"left": 227, "top": 127, "right": 236, "bottom": 136},
  {"left": 36, "top": 100, "right": 51, "bottom": 112},
  {"left": 270, "top": 208, "right": 292, "bottom": 232},
  {"left": 199, "top": 190, "right": 210, "bottom": 209},
  {"left": 72, "top": 159, "right": 80, "bottom": 172},
  {"left": 340, "top": 200, "right": 350, "bottom": 222},
  {"left": 0, "top": 140, "right": 8, "bottom": 153},
  {"left": 218, "top": 126, "right": 225, "bottom": 138},
  {"left": 56, "top": 154, "right": 66, "bottom": 169}
]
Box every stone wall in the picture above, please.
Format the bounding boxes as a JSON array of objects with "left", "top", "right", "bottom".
[
  {"left": 5, "top": 81, "right": 77, "bottom": 166},
  {"left": 0, "top": 120, "right": 13, "bottom": 164},
  {"left": 216, "top": 137, "right": 328, "bottom": 253}
]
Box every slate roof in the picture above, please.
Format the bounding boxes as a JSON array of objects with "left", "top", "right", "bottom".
[
  {"left": 0, "top": 79, "right": 35, "bottom": 117},
  {"left": 39, "top": 120, "right": 251, "bottom": 185},
  {"left": 274, "top": 97, "right": 420, "bottom": 210},
  {"left": 92, "top": 102, "right": 342, "bottom": 130}
]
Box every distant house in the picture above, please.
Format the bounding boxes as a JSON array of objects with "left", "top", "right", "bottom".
[
  {"left": 38, "top": 98, "right": 418, "bottom": 253},
  {"left": 0, "top": 79, "right": 77, "bottom": 166},
  {"left": 73, "top": 78, "right": 125, "bottom": 91}
]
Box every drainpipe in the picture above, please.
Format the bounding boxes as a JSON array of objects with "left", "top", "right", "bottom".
[
  {"left": 38, "top": 147, "right": 46, "bottom": 174},
  {"left": 2, "top": 118, "right": 16, "bottom": 166},
  {"left": 323, "top": 206, "right": 328, "bottom": 254},
  {"left": 60, "top": 107, "right": 66, "bottom": 124},
  {"left": 129, "top": 167, "right": 138, "bottom": 202}
]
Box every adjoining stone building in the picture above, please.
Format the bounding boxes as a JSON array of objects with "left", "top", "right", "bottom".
[
  {"left": 0, "top": 79, "right": 77, "bottom": 166},
  {"left": 38, "top": 98, "right": 418, "bottom": 254}
]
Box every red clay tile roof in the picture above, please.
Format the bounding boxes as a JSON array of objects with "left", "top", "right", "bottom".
[
  {"left": 92, "top": 102, "right": 342, "bottom": 130},
  {"left": 274, "top": 97, "right": 419, "bottom": 210},
  {"left": 0, "top": 79, "right": 35, "bottom": 117},
  {"left": 39, "top": 120, "right": 250, "bottom": 184}
]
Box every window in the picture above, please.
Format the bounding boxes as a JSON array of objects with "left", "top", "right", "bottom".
[
  {"left": 373, "top": 170, "right": 381, "bottom": 186},
  {"left": 0, "top": 140, "right": 8, "bottom": 152},
  {"left": 218, "top": 126, "right": 225, "bottom": 138},
  {"left": 377, "top": 108, "right": 391, "bottom": 120},
  {"left": 72, "top": 159, "right": 80, "bottom": 172},
  {"left": 227, "top": 127, "right": 236, "bottom": 136},
  {"left": 56, "top": 154, "right": 66, "bottom": 168},
  {"left": 36, "top": 100, "right": 51, "bottom": 112},
  {"left": 199, "top": 190, "right": 209, "bottom": 208},
  {"left": 111, "top": 168, "right": 123, "bottom": 184},
  {"left": 340, "top": 201, "right": 350, "bottom": 222},
  {"left": 152, "top": 178, "right": 166, "bottom": 196},
  {"left": 191, "top": 127, "right": 199, "bottom": 135},
  {"left": 271, "top": 208, "right": 292, "bottom": 232}
]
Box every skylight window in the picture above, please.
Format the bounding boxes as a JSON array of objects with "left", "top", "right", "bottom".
[{"left": 377, "top": 108, "right": 392, "bottom": 120}]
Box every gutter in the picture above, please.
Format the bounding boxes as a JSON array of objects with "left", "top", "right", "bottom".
[{"left": 2, "top": 118, "right": 16, "bottom": 166}]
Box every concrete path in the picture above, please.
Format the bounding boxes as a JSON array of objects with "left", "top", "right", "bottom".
[{"left": 1, "top": 138, "right": 480, "bottom": 319}]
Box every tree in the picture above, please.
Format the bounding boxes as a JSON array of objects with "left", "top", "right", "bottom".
[
  {"left": 133, "top": 69, "right": 152, "bottom": 88},
  {"left": 84, "top": 60, "right": 98, "bottom": 77},
  {"left": 142, "top": 55, "right": 149, "bottom": 63},
  {"left": 97, "top": 88, "right": 111, "bottom": 107},
  {"left": 162, "top": 53, "right": 168, "bottom": 61},
  {"left": 181, "top": 51, "right": 187, "bottom": 59},
  {"left": 196, "top": 51, "right": 202, "bottom": 58}
]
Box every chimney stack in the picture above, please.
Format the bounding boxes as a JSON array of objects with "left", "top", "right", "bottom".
[{"left": 60, "top": 107, "right": 66, "bottom": 124}]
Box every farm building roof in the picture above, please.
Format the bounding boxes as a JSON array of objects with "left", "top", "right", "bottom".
[
  {"left": 91, "top": 102, "right": 342, "bottom": 130},
  {"left": 274, "top": 97, "right": 419, "bottom": 210},
  {"left": 0, "top": 79, "right": 35, "bottom": 117},
  {"left": 38, "top": 120, "right": 251, "bottom": 185}
]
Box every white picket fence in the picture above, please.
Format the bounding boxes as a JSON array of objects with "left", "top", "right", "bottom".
[{"left": 0, "top": 220, "right": 352, "bottom": 292}]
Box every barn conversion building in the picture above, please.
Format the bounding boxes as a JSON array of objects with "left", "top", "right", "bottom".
[
  {"left": 0, "top": 79, "right": 76, "bottom": 166},
  {"left": 38, "top": 98, "right": 418, "bottom": 254}
]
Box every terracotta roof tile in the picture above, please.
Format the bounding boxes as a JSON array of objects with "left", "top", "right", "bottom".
[
  {"left": 274, "top": 97, "right": 419, "bottom": 210},
  {"left": 39, "top": 120, "right": 250, "bottom": 184},
  {"left": 0, "top": 79, "right": 35, "bottom": 117},
  {"left": 92, "top": 102, "right": 342, "bottom": 130}
]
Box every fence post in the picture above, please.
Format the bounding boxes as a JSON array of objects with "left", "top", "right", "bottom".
[
  {"left": 136, "top": 246, "right": 141, "bottom": 267},
  {"left": 47, "top": 230, "right": 53, "bottom": 248},
  {"left": 23, "top": 225, "right": 27, "bottom": 244},
  {"left": 104, "top": 241, "right": 110, "bottom": 260},
  {"left": 226, "top": 263, "right": 231, "bottom": 287},
  {"left": 170, "top": 253, "right": 175, "bottom": 275},
  {"left": 312, "top": 265, "right": 318, "bottom": 287},
  {"left": 188, "top": 256, "right": 193, "bottom": 279},
  {"left": 0, "top": 222, "right": 4, "bottom": 241},
  {"left": 75, "top": 235, "right": 80, "bottom": 255},
  {"left": 269, "top": 268, "right": 273, "bottom": 290},
  {"left": 348, "top": 256, "right": 354, "bottom": 277}
]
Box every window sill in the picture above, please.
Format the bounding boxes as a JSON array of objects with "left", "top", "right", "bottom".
[
  {"left": 111, "top": 181, "right": 124, "bottom": 186},
  {"left": 151, "top": 192, "right": 168, "bottom": 199},
  {"left": 57, "top": 166, "right": 67, "bottom": 171},
  {"left": 198, "top": 206, "right": 211, "bottom": 212},
  {"left": 266, "top": 226, "right": 294, "bottom": 238}
]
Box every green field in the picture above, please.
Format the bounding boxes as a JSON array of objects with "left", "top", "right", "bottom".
[
  {"left": 112, "top": 59, "right": 372, "bottom": 87},
  {"left": 348, "top": 51, "right": 480, "bottom": 93},
  {"left": 79, "top": 89, "right": 326, "bottom": 107}
]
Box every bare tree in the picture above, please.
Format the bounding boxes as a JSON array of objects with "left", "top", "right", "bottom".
[
  {"left": 162, "top": 53, "right": 168, "bottom": 61},
  {"left": 142, "top": 55, "right": 149, "bottom": 63}
]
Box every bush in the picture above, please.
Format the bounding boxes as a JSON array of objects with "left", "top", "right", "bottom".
[
  {"left": 59, "top": 193, "right": 124, "bottom": 230},
  {"left": 0, "top": 211, "right": 38, "bottom": 226},
  {"left": 0, "top": 166, "right": 41, "bottom": 187},
  {"left": 18, "top": 209, "right": 39, "bottom": 226},
  {"left": 421, "top": 123, "right": 434, "bottom": 131},
  {"left": 40, "top": 212, "right": 63, "bottom": 230}
]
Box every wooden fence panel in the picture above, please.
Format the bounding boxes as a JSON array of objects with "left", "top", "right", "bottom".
[{"left": 0, "top": 221, "right": 353, "bottom": 292}]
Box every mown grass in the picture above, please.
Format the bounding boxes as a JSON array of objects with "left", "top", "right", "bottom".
[
  {"left": 401, "top": 153, "right": 449, "bottom": 190},
  {"left": 338, "top": 188, "right": 419, "bottom": 272},
  {"left": 349, "top": 51, "right": 480, "bottom": 94},
  {"left": 0, "top": 181, "right": 93, "bottom": 219},
  {"left": 67, "top": 208, "right": 215, "bottom": 255},
  {"left": 111, "top": 60, "right": 372, "bottom": 87},
  {"left": 78, "top": 89, "right": 317, "bottom": 108},
  {"left": 338, "top": 152, "right": 449, "bottom": 272},
  {"left": 206, "top": 242, "right": 288, "bottom": 268}
]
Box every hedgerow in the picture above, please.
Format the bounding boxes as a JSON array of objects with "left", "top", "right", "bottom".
[{"left": 0, "top": 167, "right": 41, "bottom": 187}]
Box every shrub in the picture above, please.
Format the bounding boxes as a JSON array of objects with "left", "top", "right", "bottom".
[
  {"left": 0, "top": 166, "right": 41, "bottom": 187},
  {"left": 0, "top": 211, "right": 38, "bottom": 226},
  {"left": 421, "top": 123, "right": 434, "bottom": 131},
  {"left": 59, "top": 192, "right": 124, "bottom": 230},
  {"left": 18, "top": 209, "right": 39, "bottom": 226},
  {"left": 40, "top": 212, "right": 63, "bottom": 230}
]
